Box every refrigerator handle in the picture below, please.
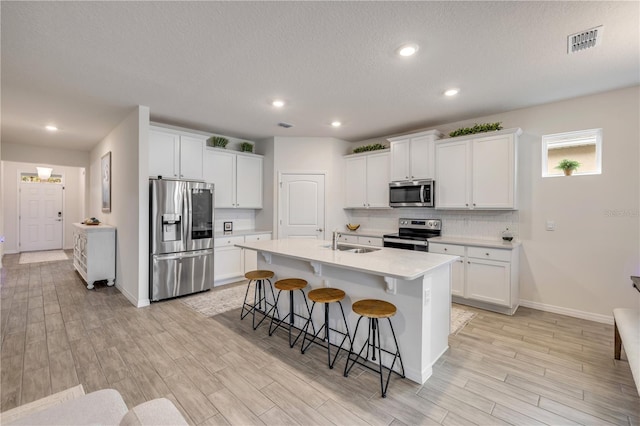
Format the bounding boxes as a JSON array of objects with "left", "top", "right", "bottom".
[{"left": 153, "top": 249, "right": 212, "bottom": 261}]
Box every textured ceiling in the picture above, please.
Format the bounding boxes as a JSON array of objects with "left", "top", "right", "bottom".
[{"left": 2, "top": 1, "right": 639, "bottom": 151}]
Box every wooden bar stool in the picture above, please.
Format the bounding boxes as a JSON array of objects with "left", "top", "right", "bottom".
[
  {"left": 300, "top": 288, "right": 352, "bottom": 369},
  {"left": 241, "top": 270, "right": 277, "bottom": 330},
  {"left": 343, "top": 299, "right": 405, "bottom": 398},
  {"left": 268, "top": 278, "right": 314, "bottom": 348}
]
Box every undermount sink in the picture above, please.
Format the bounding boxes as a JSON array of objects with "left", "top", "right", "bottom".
[{"left": 336, "top": 244, "right": 380, "bottom": 254}]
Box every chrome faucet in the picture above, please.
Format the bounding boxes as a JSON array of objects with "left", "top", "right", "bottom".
[{"left": 332, "top": 231, "right": 341, "bottom": 250}]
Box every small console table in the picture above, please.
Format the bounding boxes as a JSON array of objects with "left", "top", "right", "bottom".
[{"left": 72, "top": 223, "right": 116, "bottom": 289}]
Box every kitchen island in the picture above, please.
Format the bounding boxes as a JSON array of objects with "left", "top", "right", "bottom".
[{"left": 235, "top": 238, "right": 459, "bottom": 384}]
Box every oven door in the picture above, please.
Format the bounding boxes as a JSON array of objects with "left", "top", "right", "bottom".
[{"left": 383, "top": 237, "right": 428, "bottom": 252}]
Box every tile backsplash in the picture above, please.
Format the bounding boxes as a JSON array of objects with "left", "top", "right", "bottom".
[
  {"left": 346, "top": 208, "right": 519, "bottom": 241},
  {"left": 214, "top": 209, "right": 256, "bottom": 232}
]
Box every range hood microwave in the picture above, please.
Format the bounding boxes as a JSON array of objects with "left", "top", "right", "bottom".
[{"left": 389, "top": 179, "right": 434, "bottom": 207}]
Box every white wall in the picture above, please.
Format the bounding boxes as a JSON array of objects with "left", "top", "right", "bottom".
[
  {"left": 1, "top": 161, "right": 85, "bottom": 253},
  {"left": 2, "top": 143, "right": 90, "bottom": 168},
  {"left": 271, "top": 137, "right": 351, "bottom": 239},
  {"left": 350, "top": 86, "right": 640, "bottom": 320},
  {"left": 89, "top": 106, "right": 150, "bottom": 307},
  {"left": 255, "top": 137, "right": 274, "bottom": 232}
]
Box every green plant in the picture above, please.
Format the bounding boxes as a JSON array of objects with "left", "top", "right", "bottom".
[
  {"left": 353, "top": 143, "right": 387, "bottom": 154},
  {"left": 207, "top": 136, "right": 228, "bottom": 148},
  {"left": 449, "top": 122, "right": 503, "bottom": 138},
  {"left": 240, "top": 142, "right": 253, "bottom": 153},
  {"left": 555, "top": 159, "right": 581, "bottom": 172}
]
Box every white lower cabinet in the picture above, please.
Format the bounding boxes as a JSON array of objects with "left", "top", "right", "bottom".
[
  {"left": 337, "top": 234, "right": 383, "bottom": 247},
  {"left": 214, "top": 232, "right": 272, "bottom": 286},
  {"left": 430, "top": 242, "right": 519, "bottom": 315},
  {"left": 72, "top": 223, "right": 116, "bottom": 290}
]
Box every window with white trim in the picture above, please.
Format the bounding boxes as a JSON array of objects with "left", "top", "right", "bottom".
[{"left": 542, "top": 128, "right": 602, "bottom": 177}]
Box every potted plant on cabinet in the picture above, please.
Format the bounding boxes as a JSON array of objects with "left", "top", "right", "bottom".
[{"left": 555, "top": 159, "right": 581, "bottom": 176}]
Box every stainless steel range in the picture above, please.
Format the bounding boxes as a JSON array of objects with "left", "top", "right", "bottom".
[{"left": 383, "top": 218, "right": 442, "bottom": 251}]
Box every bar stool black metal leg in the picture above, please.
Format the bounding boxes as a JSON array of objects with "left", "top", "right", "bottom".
[
  {"left": 344, "top": 316, "right": 365, "bottom": 377},
  {"left": 388, "top": 318, "right": 406, "bottom": 378},
  {"left": 287, "top": 289, "right": 295, "bottom": 347},
  {"left": 268, "top": 290, "right": 283, "bottom": 336},
  {"left": 241, "top": 280, "right": 254, "bottom": 320}
]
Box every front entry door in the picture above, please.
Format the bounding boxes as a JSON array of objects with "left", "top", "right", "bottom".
[
  {"left": 19, "top": 183, "right": 63, "bottom": 251},
  {"left": 279, "top": 173, "right": 325, "bottom": 239}
]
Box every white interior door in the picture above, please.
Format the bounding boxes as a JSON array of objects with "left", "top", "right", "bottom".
[
  {"left": 279, "top": 173, "right": 325, "bottom": 239},
  {"left": 19, "top": 183, "right": 64, "bottom": 252}
]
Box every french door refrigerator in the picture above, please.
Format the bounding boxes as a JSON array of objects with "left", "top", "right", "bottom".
[{"left": 150, "top": 178, "right": 214, "bottom": 302}]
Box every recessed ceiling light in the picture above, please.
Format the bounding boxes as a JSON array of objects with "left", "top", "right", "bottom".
[
  {"left": 272, "top": 100, "right": 285, "bottom": 108},
  {"left": 397, "top": 44, "right": 419, "bottom": 57},
  {"left": 444, "top": 88, "right": 459, "bottom": 97},
  {"left": 45, "top": 125, "right": 58, "bottom": 131},
  {"left": 331, "top": 121, "right": 342, "bottom": 127}
]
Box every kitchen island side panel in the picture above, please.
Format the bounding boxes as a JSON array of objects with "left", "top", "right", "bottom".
[{"left": 256, "top": 252, "right": 450, "bottom": 384}]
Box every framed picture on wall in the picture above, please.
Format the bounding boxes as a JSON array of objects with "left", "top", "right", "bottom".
[{"left": 101, "top": 151, "right": 111, "bottom": 212}]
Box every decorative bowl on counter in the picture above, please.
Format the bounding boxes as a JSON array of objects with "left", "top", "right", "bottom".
[
  {"left": 346, "top": 224, "right": 360, "bottom": 231},
  {"left": 84, "top": 217, "right": 100, "bottom": 225}
]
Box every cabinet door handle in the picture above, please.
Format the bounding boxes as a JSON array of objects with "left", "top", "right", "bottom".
[
  {"left": 316, "top": 228, "right": 323, "bottom": 232},
  {"left": 473, "top": 203, "right": 476, "bottom": 206},
  {"left": 444, "top": 248, "right": 448, "bottom": 251},
  {"left": 485, "top": 253, "right": 490, "bottom": 256},
  {"left": 467, "top": 261, "right": 471, "bottom": 264},
  {"left": 465, "top": 203, "right": 469, "bottom": 206}
]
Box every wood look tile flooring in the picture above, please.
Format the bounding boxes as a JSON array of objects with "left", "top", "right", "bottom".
[{"left": 1, "top": 254, "right": 638, "bottom": 425}]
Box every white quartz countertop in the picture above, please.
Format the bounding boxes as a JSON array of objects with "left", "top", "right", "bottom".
[
  {"left": 236, "top": 238, "right": 459, "bottom": 281},
  {"left": 429, "top": 236, "right": 521, "bottom": 249},
  {"left": 73, "top": 223, "right": 115, "bottom": 231},
  {"left": 214, "top": 229, "right": 272, "bottom": 238}
]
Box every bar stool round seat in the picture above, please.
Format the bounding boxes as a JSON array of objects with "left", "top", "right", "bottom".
[
  {"left": 241, "top": 270, "right": 277, "bottom": 331},
  {"left": 301, "top": 288, "right": 352, "bottom": 369},
  {"left": 274, "top": 278, "right": 307, "bottom": 292},
  {"left": 308, "top": 287, "right": 345, "bottom": 304},
  {"left": 352, "top": 299, "right": 396, "bottom": 319},
  {"left": 269, "top": 278, "right": 314, "bottom": 348},
  {"left": 344, "top": 299, "right": 405, "bottom": 398},
  {"left": 245, "top": 270, "right": 275, "bottom": 281}
]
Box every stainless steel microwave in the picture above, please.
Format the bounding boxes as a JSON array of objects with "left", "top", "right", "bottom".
[{"left": 389, "top": 179, "right": 434, "bottom": 207}]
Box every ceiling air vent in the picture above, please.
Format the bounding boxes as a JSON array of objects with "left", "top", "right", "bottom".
[
  {"left": 568, "top": 25, "right": 603, "bottom": 54},
  {"left": 278, "top": 122, "right": 294, "bottom": 128}
]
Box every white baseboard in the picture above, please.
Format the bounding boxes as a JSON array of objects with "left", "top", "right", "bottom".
[
  {"left": 519, "top": 299, "right": 614, "bottom": 325},
  {"left": 116, "top": 283, "right": 144, "bottom": 308}
]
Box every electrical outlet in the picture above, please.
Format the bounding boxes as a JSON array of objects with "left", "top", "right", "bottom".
[{"left": 546, "top": 220, "right": 556, "bottom": 231}]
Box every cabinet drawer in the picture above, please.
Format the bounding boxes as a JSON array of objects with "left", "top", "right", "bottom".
[
  {"left": 429, "top": 243, "right": 465, "bottom": 256},
  {"left": 214, "top": 236, "right": 245, "bottom": 248},
  {"left": 338, "top": 234, "right": 358, "bottom": 244},
  {"left": 245, "top": 233, "right": 272, "bottom": 243},
  {"left": 467, "top": 246, "right": 511, "bottom": 262},
  {"left": 357, "top": 236, "right": 383, "bottom": 247}
]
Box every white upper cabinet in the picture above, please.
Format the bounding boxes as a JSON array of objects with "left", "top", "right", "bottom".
[
  {"left": 149, "top": 126, "right": 204, "bottom": 180},
  {"left": 179, "top": 135, "right": 205, "bottom": 180},
  {"left": 236, "top": 154, "right": 263, "bottom": 208},
  {"left": 388, "top": 130, "right": 442, "bottom": 181},
  {"left": 435, "top": 128, "right": 521, "bottom": 210},
  {"left": 344, "top": 150, "right": 390, "bottom": 208},
  {"left": 203, "top": 148, "right": 263, "bottom": 209}
]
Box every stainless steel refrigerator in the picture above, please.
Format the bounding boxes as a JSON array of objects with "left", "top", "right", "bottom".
[{"left": 150, "top": 178, "right": 214, "bottom": 302}]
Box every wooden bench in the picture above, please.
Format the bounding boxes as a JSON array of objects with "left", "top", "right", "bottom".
[{"left": 613, "top": 276, "right": 640, "bottom": 395}]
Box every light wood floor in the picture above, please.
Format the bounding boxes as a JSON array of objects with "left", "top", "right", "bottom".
[{"left": 1, "top": 254, "right": 638, "bottom": 425}]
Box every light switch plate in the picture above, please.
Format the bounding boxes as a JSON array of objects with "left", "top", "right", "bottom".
[{"left": 546, "top": 220, "right": 556, "bottom": 231}]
